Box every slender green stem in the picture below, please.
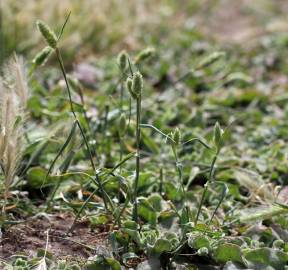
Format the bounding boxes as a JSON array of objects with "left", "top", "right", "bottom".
[
  {"left": 66, "top": 153, "right": 135, "bottom": 232},
  {"left": 159, "top": 168, "right": 163, "bottom": 195},
  {"left": 195, "top": 154, "right": 218, "bottom": 225},
  {"left": 128, "top": 97, "right": 132, "bottom": 128},
  {"left": 140, "top": 123, "right": 175, "bottom": 143},
  {"left": 46, "top": 150, "right": 75, "bottom": 210},
  {"left": 77, "top": 85, "right": 100, "bottom": 164},
  {"left": 55, "top": 48, "right": 109, "bottom": 211},
  {"left": 67, "top": 188, "right": 98, "bottom": 234},
  {"left": 173, "top": 145, "right": 188, "bottom": 225},
  {"left": 118, "top": 136, "right": 124, "bottom": 203},
  {"left": 103, "top": 104, "right": 110, "bottom": 161},
  {"left": 133, "top": 95, "right": 141, "bottom": 222},
  {"left": 120, "top": 82, "right": 124, "bottom": 112},
  {"left": 182, "top": 137, "right": 211, "bottom": 149}
]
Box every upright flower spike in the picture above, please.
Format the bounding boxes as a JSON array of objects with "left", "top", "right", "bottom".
[
  {"left": 117, "top": 50, "right": 128, "bottom": 71},
  {"left": 132, "top": 72, "right": 143, "bottom": 98},
  {"left": 36, "top": 20, "right": 58, "bottom": 49}
]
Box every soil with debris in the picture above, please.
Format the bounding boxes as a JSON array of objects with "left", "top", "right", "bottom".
[{"left": 0, "top": 212, "right": 112, "bottom": 261}]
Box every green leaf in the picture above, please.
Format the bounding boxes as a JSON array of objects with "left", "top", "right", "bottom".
[
  {"left": 151, "top": 238, "right": 172, "bottom": 256},
  {"left": 84, "top": 256, "right": 121, "bottom": 270},
  {"left": 188, "top": 234, "right": 211, "bottom": 250},
  {"left": 244, "top": 248, "right": 288, "bottom": 269},
  {"left": 123, "top": 220, "right": 138, "bottom": 230},
  {"left": 27, "top": 167, "right": 52, "bottom": 188},
  {"left": 122, "top": 252, "right": 139, "bottom": 265},
  {"left": 213, "top": 243, "right": 243, "bottom": 264},
  {"left": 138, "top": 199, "right": 157, "bottom": 226},
  {"left": 141, "top": 129, "right": 159, "bottom": 154},
  {"left": 148, "top": 194, "right": 162, "bottom": 212}
]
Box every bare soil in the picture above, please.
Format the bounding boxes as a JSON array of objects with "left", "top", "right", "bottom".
[{"left": 0, "top": 212, "right": 111, "bottom": 262}]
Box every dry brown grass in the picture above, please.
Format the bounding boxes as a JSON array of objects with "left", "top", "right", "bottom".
[{"left": 0, "top": 55, "right": 29, "bottom": 210}]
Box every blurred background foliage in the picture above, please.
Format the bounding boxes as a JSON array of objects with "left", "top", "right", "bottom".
[{"left": 2, "top": 0, "right": 288, "bottom": 63}]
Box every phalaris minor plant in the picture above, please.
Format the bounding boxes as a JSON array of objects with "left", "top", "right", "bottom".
[
  {"left": 170, "top": 127, "right": 211, "bottom": 226},
  {"left": 195, "top": 122, "right": 228, "bottom": 225},
  {"left": 126, "top": 71, "right": 143, "bottom": 222},
  {"left": 35, "top": 16, "right": 112, "bottom": 211},
  {"left": 171, "top": 127, "right": 190, "bottom": 224},
  {"left": 118, "top": 113, "right": 127, "bottom": 166}
]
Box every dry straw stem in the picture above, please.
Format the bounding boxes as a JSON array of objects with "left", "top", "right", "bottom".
[{"left": 0, "top": 54, "right": 29, "bottom": 209}]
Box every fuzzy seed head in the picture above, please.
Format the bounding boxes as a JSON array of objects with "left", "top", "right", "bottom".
[
  {"left": 33, "top": 46, "right": 53, "bottom": 66},
  {"left": 134, "top": 47, "right": 155, "bottom": 64},
  {"left": 36, "top": 20, "right": 57, "bottom": 49},
  {"left": 173, "top": 127, "right": 181, "bottom": 145},
  {"left": 132, "top": 72, "right": 143, "bottom": 97},
  {"left": 117, "top": 50, "right": 128, "bottom": 71},
  {"left": 126, "top": 77, "right": 137, "bottom": 99},
  {"left": 119, "top": 113, "right": 127, "bottom": 137}
]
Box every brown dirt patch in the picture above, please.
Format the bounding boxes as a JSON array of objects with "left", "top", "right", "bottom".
[{"left": 0, "top": 212, "right": 112, "bottom": 262}]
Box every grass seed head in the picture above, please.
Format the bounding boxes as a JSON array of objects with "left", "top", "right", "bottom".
[
  {"left": 36, "top": 20, "right": 58, "bottom": 49},
  {"left": 117, "top": 50, "right": 128, "bottom": 71},
  {"left": 119, "top": 113, "right": 127, "bottom": 137},
  {"left": 126, "top": 77, "right": 137, "bottom": 99},
  {"left": 132, "top": 72, "right": 143, "bottom": 97},
  {"left": 134, "top": 47, "right": 155, "bottom": 64},
  {"left": 33, "top": 46, "right": 53, "bottom": 66},
  {"left": 173, "top": 127, "right": 181, "bottom": 145},
  {"left": 213, "top": 122, "right": 223, "bottom": 151},
  {"left": 198, "top": 51, "right": 226, "bottom": 69}
]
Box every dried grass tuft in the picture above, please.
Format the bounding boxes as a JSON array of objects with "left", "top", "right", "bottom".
[{"left": 0, "top": 54, "right": 29, "bottom": 210}]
